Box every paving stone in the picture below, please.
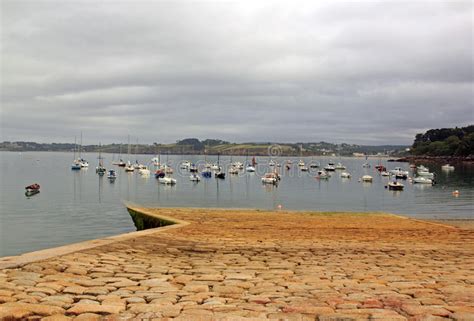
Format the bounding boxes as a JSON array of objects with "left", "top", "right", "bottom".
[{"left": 67, "top": 304, "right": 125, "bottom": 315}]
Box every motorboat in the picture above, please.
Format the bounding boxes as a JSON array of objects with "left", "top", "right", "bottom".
[
  {"left": 381, "top": 171, "right": 390, "bottom": 177},
  {"left": 180, "top": 161, "right": 191, "bottom": 169},
  {"left": 190, "top": 173, "right": 201, "bottom": 182},
  {"left": 246, "top": 165, "right": 256, "bottom": 172},
  {"left": 388, "top": 181, "right": 404, "bottom": 191},
  {"left": 340, "top": 172, "right": 351, "bottom": 178},
  {"left": 361, "top": 175, "right": 373, "bottom": 182},
  {"left": 335, "top": 163, "right": 346, "bottom": 170},
  {"left": 309, "top": 162, "right": 319, "bottom": 168},
  {"left": 158, "top": 177, "right": 177, "bottom": 185},
  {"left": 298, "top": 160, "right": 305, "bottom": 167},
  {"left": 229, "top": 166, "right": 239, "bottom": 174},
  {"left": 215, "top": 171, "right": 225, "bottom": 179},
  {"left": 442, "top": 164, "right": 455, "bottom": 171},
  {"left": 362, "top": 163, "right": 371, "bottom": 168},
  {"left": 107, "top": 169, "right": 117, "bottom": 180},
  {"left": 300, "top": 166, "right": 309, "bottom": 172},
  {"left": 25, "top": 183, "right": 40, "bottom": 196},
  {"left": 269, "top": 160, "right": 276, "bottom": 167},
  {"left": 390, "top": 167, "right": 409, "bottom": 179},
  {"left": 211, "top": 163, "right": 220, "bottom": 171},
  {"left": 201, "top": 169, "right": 212, "bottom": 178},
  {"left": 261, "top": 173, "right": 278, "bottom": 184},
  {"left": 117, "top": 159, "right": 126, "bottom": 167},
  {"left": 417, "top": 171, "right": 434, "bottom": 179},
  {"left": 233, "top": 161, "right": 244, "bottom": 169},
  {"left": 395, "top": 172, "right": 408, "bottom": 180},
  {"left": 316, "top": 171, "right": 330, "bottom": 179},
  {"left": 417, "top": 165, "right": 429, "bottom": 172},
  {"left": 324, "top": 164, "right": 336, "bottom": 171},
  {"left": 413, "top": 176, "right": 434, "bottom": 184},
  {"left": 189, "top": 164, "right": 198, "bottom": 172},
  {"left": 138, "top": 167, "right": 150, "bottom": 176}
]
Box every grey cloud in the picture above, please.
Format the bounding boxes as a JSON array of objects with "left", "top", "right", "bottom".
[{"left": 1, "top": 0, "right": 473, "bottom": 145}]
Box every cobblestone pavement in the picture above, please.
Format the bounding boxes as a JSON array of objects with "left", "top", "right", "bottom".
[{"left": 1, "top": 208, "right": 473, "bottom": 320}]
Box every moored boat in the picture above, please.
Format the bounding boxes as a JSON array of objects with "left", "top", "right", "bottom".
[
  {"left": 261, "top": 173, "right": 278, "bottom": 184},
  {"left": 246, "top": 165, "right": 256, "bottom": 172},
  {"left": 138, "top": 166, "right": 150, "bottom": 176},
  {"left": 190, "top": 173, "right": 201, "bottom": 182},
  {"left": 158, "top": 176, "right": 177, "bottom": 185},
  {"left": 388, "top": 181, "right": 404, "bottom": 191},
  {"left": 340, "top": 172, "right": 351, "bottom": 178},
  {"left": 107, "top": 169, "right": 117, "bottom": 180},
  {"left": 441, "top": 164, "right": 455, "bottom": 171},
  {"left": 324, "top": 164, "right": 336, "bottom": 171},
  {"left": 362, "top": 175, "right": 373, "bottom": 182},
  {"left": 25, "top": 183, "right": 40, "bottom": 196},
  {"left": 316, "top": 171, "right": 330, "bottom": 179},
  {"left": 413, "top": 176, "right": 434, "bottom": 184},
  {"left": 335, "top": 163, "right": 346, "bottom": 170}
]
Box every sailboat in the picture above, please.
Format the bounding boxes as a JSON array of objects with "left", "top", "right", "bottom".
[
  {"left": 133, "top": 139, "right": 142, "bottom": 169},
  {"left": 71, "top": 136, "right": 81, "bottom": 170},
  {"left": 215, "top": 153, "right": 225, "bottom": 179},
  {"left": 245, "top": 151, "right": 256, "bottom": 172},
  {"left": 95, "top": 143, "right": 106, "bottom": 176},
  {"left": 124, "top": 136, "right": 135, "bottom": 172},
  {"left": 117, "top": 143, "right": 126, "bottom": 167},
  {"left": 78, "top": 132, "right": 89, "bottom": 168}
]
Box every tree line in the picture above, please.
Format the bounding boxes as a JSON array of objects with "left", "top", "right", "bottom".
[{"left": 411, "top": 125, "right": 474, "bottom": 156}]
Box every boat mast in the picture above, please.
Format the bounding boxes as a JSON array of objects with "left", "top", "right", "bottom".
[
  {"left": 98, "top": 142, "right": 103, "bottom": 167},
  {"left": 73, "top": 136, "right": 76, "bottom": 161},
  {"left": 127, "top": 135, "right": 131, "bottom": 163},
  {"left": 135, "top": 138, "right": 138, "bottom": 163},
  {"left": 79, "top": 132, "right": 82, "bottom": 159}
]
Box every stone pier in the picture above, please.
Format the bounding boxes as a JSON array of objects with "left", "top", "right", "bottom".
[{"left": 0, "top": 207, "right": 473, "bottom": 320}]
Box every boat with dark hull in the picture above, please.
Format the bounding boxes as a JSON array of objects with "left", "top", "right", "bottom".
[{"left": 25, "top": 183, "right": 40, "bottom": 196}]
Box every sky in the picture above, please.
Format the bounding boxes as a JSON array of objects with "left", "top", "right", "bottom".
[{"left": 1, "top": 0, "right": 473, "bottom": 145}]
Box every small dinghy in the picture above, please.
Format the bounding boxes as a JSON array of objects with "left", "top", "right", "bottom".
[
  {"left": 215, "top": 171, "right": 226, "bottom": 179},
  {"left": 158, "top": 176, "right": 177, "bottom": 185},
  {"left": 25, "top": 183, "right": 40, "bottom": 196},
  {"left": 201, "top": 169, "right": 212, "bottom": 178},
  {"left": 413, "top": 176, "right": 434, "bottom": 185},
  {"left": 340, "top": 172, "right": 351, "bottom": 178},
  {"left": 387, "top": 181, "right": 404, "bottom": 191},
  {"left": 190, "top": 174, "right": 201, "bottom": 182},
  {"left": 261, "top": 173, "right": 278, "bottom": 184},
  {"left": 107, "top": 169, "right": 117, "bottom": 180}
]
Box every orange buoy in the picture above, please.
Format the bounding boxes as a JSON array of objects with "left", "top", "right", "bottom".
[{"left": 452, "top": 190, "right": 460, "bottom": 197}]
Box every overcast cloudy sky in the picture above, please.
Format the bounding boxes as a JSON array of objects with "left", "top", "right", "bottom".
[{"left": 1, "top": 1, "right": 472, "bottom": 145}]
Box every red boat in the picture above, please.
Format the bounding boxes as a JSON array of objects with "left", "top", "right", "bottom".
[
  {"left": 25, "top": 183, "right": 40, "bottom": 196},
  {"left": 25, "top": 183, "right": 40, "bottom": 191},
  {"left": 375, "top": 165, "right": 386, "bottom": 172}
]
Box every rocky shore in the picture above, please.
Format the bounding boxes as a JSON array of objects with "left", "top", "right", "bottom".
[{"left": 1, "top": 207, "right": 473, "bottom": 321}]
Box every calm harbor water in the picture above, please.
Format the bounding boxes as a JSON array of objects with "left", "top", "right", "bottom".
[{"left": 1, "top": 151, "right": 473, "bottom": 257}]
